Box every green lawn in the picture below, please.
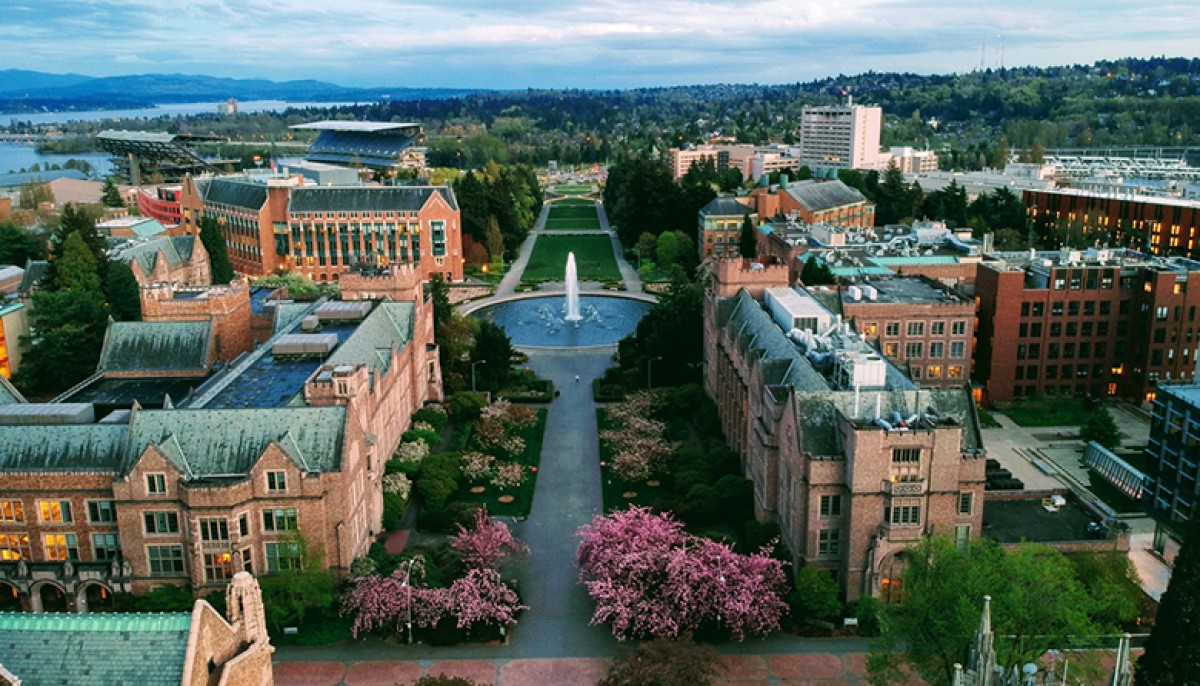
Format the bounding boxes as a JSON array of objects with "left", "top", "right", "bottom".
[
  {"left": 452, "top": 409, "right": 547, "bottom": 518},
  {"left": 544, "top": 203, "right": 601, "bottom": 231},
  {"left": 554, "top": 184, "right": 594, "bottom": 195},
  {"left": 549, "top": 205, "right": 599, "bottom": 220},
  {"left": 995, "top": 396, "right": 1094, "bottom": 427},
  {"left": 597, "top": 408, "right": 679, "bottom": 512},
  {"left": 553, "top": 198, "right": 600, "bottom": 207},
  {"left": 523, "top": 234, "right": 621, "bottom": 281}
]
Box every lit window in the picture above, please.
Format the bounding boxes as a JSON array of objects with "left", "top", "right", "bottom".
[
  {"left": 205, "top": 552, "right": 235, "bottom": 582},
  {"left": 38, "top": 500, "right": 72, "bottom": 524},
  {"left": 0, "top": 500, "right": 24, "bottom": 523},
  {"left": 43, "top": 533, "right": 79, "bottom": 561},
  {"left": 0, "top": 533, "right": 32, "bottom": 560}
]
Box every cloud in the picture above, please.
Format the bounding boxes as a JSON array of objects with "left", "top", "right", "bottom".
[{"left": 2, "top": 0, "right": 1197, "bottom": 88}]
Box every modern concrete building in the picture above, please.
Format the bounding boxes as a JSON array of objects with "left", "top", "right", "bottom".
[
  {"left": 975, "top": 247, "right": 1200, "bottom": 403},
  {"left": 0, "top": 266, "right": 441, "bottom": 608},
  {"left": 705, "top": 259, "right": 986, "bottom": 601},
  {"left": 1145, "top": 384, "right": 1200, "bottom": 524},
  {"left": 797, "top": 104, "right": 882, "bottom": 171},
  {"left": 884, "top": 147, "right": 939, "bottom": 174}
]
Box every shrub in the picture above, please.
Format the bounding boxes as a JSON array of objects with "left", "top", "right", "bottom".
[
  {"left": 394, "top": 440, "right": 430, "bottom": 463},
  {"left": 413, "top": 404, "right": 449, "bottom": 432},
  {"left": 383, "top": 492, "right": 407, "bottom": 531},
  {"left": 790, "top": 565, "right": 843, "bottom": 622},
  {"left": 349, "top": 556, "right": 378, "bottom": 580},
  {"left": 418, "top": 506, "right": 456, "bottom": 534},
  {"left": 460, "top": 452, "right": 495, "bottom": 482},
  {"left": 740, "top": 520, "right": 782, "bottom": 556},
  {"left": 403, "top": 428, "right": 442, "bottom": 448},
  {"left": 448, "top": 391, "right": 487, "bottom": 421},
  {"left": 600, "top": 637, "right": 722, "bottom": 686},
  {"left": 855, "top": 596, "right": 883, "bottom": 637},
  {"left": 383, "top": 473, "right": 412, "bottom": 498},
  {"left": 490, "top": 461, "right": 527, "bottom": 490}
]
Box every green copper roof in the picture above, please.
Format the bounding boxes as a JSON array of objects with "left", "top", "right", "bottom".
[
  {"left": 99, "top": 321, "right": 213, "bottom": 374},
  {"left": 114, "top": 235, "right": 197, "bottom": 275},
  {"left": 0, "top": 424, "right": 127, "bottom": 472},
  {"left": 289, "top": 185, "right": 459, "bottom": 212},
  {"left": 870, "top": 255, "right": 961, "bottom": 266},
  {"left": 0, "top": 611, "right": 190, "bottom": 686},
  {"left": 324, "top": 301, "right": 414, "bottom": 376},
  {"left": 126, "top": 406, "right": 346, "bottom": 475},
  {"left": 0, "top": 375, "right": 25, "bottom": 405}
]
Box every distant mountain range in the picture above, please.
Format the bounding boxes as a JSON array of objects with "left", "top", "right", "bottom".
[{"left": 0, "top": 70, "right": 486, "bottom": 113}]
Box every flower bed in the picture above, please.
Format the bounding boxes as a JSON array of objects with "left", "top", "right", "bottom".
[{"left": 451, "top": 402, "right": 547, "bottom": 519}]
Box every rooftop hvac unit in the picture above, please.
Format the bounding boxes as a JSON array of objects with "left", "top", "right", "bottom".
[
  {"left": 861, "top": 285, "right": 878, "bottom": 301},
  {"left": 272, "top": 333, "right": 339, "bottom": 357},
  {"left": 315, "top": 300, "right": 373, "bottom": 322},
  {"left": 300, "top": 315, "right": 320, "bottom": 332},
  {"left": 848, "top": 285, "right": 862, "bottom": 301}
]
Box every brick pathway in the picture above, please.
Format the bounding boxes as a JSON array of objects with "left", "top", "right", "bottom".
[{"left": 273, "top": 652, "right": 907, "bottom": 686}]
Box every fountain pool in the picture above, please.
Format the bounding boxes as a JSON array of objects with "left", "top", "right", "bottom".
[{"left": 471, "top": 295, "right": 651, "bottom": 348}]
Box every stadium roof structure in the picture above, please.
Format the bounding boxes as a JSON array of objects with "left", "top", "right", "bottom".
[
  {"left": 291, "top": 121, "right": 424, "bottom": 170},
  {"left": 96, "top": 130, "right": 228, "bottom": 183}
]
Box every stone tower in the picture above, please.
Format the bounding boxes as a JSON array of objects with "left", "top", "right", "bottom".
[{"left": 225, "top": 571, "right": 269, "bottom": 645}]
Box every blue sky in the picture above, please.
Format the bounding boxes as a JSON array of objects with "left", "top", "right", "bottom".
[{"left": 3, "top": 0, "right": 1198, "bottom": 88}]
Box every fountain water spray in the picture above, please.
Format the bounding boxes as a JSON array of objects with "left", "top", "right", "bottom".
[{"left": 564, "top": 252, "right": 582, "bottom": 322}]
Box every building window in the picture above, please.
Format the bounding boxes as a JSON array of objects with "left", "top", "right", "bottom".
[
  {"left": 905, "top": 342, "right": 923, "bottom": 359},
  {"left": 948, "top": 365, "right": 964, "bottom": 379},
  {"left": 885, "top": 322, "right": 900, "bottom": 337},
  {"left": 927, "top": 365, "right": 943, "bottom": 379},
  {"left": 930, "top": 321, "right": 946, "bottom": 336},
  {"left": 199, "top": 518, "right": 229, "bottom": 542},
  {"left": 38, "top": 500, "right": 72, "bottom": 524},
  {"left": 43, "top": 534, "right": 79, "bottom": 561},
  {"left": 955, "top": 525, "right": 971, "bottom": 550},
  {"left": 907, "top": 321, "right": 924, "bottom": 336},
  {"left": 883, "top": 343, "right": 899, "bottom": 357},
  {"left": 144, "top": 511, "right": 180, "bottom": 535},
  {"left": 266, "top": 471, "right": 287, "bottom": 493},
  {"left": 86, "top": 500, "right": 116, "bottom": 524},
  {"left": 820, "top": 495, "right": 842, "bottom": 517},
  {"left": 0, "top": 533, "right": 31, "bottom": 560},
  {"left": 205, "top": 553, "right": 235, "bottom": 582},
  {"left": 892, "top": 448, "right": 920, "bottom": 463},
  {"left": 818, "top": 529, "right": 841, "bottom": 556},
  {"left": 951, "top": 321, "right": 967, "bottom": 336},
  {"left": 887, "top": 504, "right": 922, "bottom": 526},
  {"left": 241, "top": 549, "right": 254, "bottom": 574},
  {"left": 958, "top": 492, "right": 973, "bottom": 515},
  {"left": 262, "top": 508, "right": 298, "bottom": 532},
  {"left": 238, "top": 513, "right": 249, "bottom": 537},
  {"left": 929, "top": 342, "right": 945, "bottom": 358},
  {"left": 148, "top": 545, "right": 185, "bottom": 576},
  {"left": 92, "top": 533, "right": 121, "bottom": 560},
  {"left": 0, "top": 500, "right": 24, "bottom": 523},
  {"left": 265, "top": 542, "right": 303, "bottom": 573},
  {"left": 950, "top": 341, "right": 965, "bottom": 358},
  {"left": 146, "top": 473, "right": 167, "bottom": 496}
]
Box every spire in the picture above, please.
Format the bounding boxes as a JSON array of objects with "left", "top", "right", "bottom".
[
  {"left": 979, "top": 594, "right": 992, "bottom": 636},
  {"left": 226, "top": 571, "right": 270, "bottom": 645},
  {"left": 967, "top": 595, "right": 997, "bottom": 686}
]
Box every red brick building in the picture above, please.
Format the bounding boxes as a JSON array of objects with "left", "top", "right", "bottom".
[
  {"left": 179, "top": 175, "right": 463, "bottom": 282},
  {"left": 839, "top": 276, "right": 976, "bottom": 386},
  {"left": 749, "top": 180, "right": 875, "bottom": 227},
  {"left": 976, "top": 247, "right": 1200, "bottom": 403},
  {"left": 1023, "top": 188, "right": 1200, "bottom": 256},
  {"left": 705, "top": 259, "right": 986, "bottom": 601}
]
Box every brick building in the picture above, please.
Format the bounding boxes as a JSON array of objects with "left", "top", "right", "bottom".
[
  {"left": 0, "top": 266, "right": 441, "bottom": 609},
  {"left": 179, "top": 174, "right": 463, "bottom": 282},
  {"left": 838, "top": 276, "right": 976, "bottom": 386},
  {"left": 1023, "top": 188, "right": 1200, "bottom": 256},
  {"left": 113, "top": 234, "right": 212, "bottom": 287},
  {"left": 135, "top": 185, "right": 183, "bottom": 226},
  {"left": 975, "top": 247, "right": 1200, "bottom": 404},
  {"left": 140, "top": 280, "right": 253, "bottom": 363},
  {"left": 749, "top": 180, "right": 875, "bottom": 228},
  {"left": 705, "top": 259, "right": 986, "bottom": 600},
  {"left": 698, "top": 196, "right": 756, "bottom": 259}
]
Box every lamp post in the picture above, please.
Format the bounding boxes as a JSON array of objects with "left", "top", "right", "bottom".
[
  {"left": 647, "top": 356, "right": 663, "bottom": 389},
  {"left": 471, "top": 360, "right": 487, "bottom": 393},
  {"left": 401, "top": 558, "right": 416, "bottom": 645}
]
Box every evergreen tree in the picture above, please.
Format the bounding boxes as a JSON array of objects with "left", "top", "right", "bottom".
[
  {"left": 47, "top": 203, "right": 106, "bottom": 288},
  {"left": 103, "top": 261, "right": 142, "bottom": 321},
  {"left": 472, "top": 320, "right": 515, "bottom": 392},
  {"left": 738, "top": 213, "right": 757, "bottom": 258},
  {"left": 1136, "top": 515, "right": 1200, "bottom": 686},
  {"left": 0, "top": 221, "right": 47, "bottom": 266},
  {"left": 656, "top": 231, "right": 679, "bottom": 267},
  {"left": 101, "top": 177, "right": 124, "bottom": 207},
  {"left": 54, "top": 232, "right": 102, "bottom": 294},
  {"left": 800, "top": 255, "right": 835, "bottom": 285},
  {"left": 199, "top": 216, "right": 235, "bottom": 284},
  {"left": 1080, "top": 407, "right": 1123, "bottom": 450}
]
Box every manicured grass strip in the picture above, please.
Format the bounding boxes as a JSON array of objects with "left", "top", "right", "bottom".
[
  {"left": 549, "top": 206, "right": 600, "bottom": 221},
  {"left": 544, "top": 219, "right": 602, "bottom": 231},
  {"left": 453, "top": 409, "right": 548, "bottom": 518},
  {"left": 553, "top": 198, "right": 600, "bottom": 207},
  {"left": 554, "top": 184, "right": 593, "bottom": 194},
  {"left": 996, "top": 396, "right": 1094, "bottom": 427},
  {"left": 523, "top": 234, "right": 621, "bottom": 281}
]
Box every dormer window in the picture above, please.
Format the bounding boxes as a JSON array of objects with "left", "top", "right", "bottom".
[
  {"left": 267, "top": 471, "right": 287, "bottom": 493},
  {"left": 146, "top": 473, "right": 167, "bottom": 496}
]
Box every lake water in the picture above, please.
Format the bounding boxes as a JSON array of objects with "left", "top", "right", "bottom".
[
  {"left": 1, "top": 100, "right": 363, "bottom": 126},
  {"left": 0, "top": 143, "right": 113, "bottom": 176}
]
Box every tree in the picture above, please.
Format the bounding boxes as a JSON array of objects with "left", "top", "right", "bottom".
[
  {"left": 599, "top": 637, "right": 723, "bottom": 686},
  {"left": 1137, "top": 515, "right": 1200, "bottom": 686},
  {"left": 799, "top": 255, "right": 835, "bottom": 286},
  {"left": 1080, "top": 407, "right": 1123, "bottom": 450},
  {"left": 17, "top": 181, "right": 51, "bottom": 210},
  {"left": 199, "top": 216, "right": 234, "bottom": 284},
  {"left": 427, "top": 274, "right": 453, "bottom": 329},
  {"left": 618, "top": 268, "right": 704, "bottom": 387},
  {"left": 576, "top": 507, "right": 789, "bottom": 640},
  {"left": 472, "top": 320, "right": 514, "bottom": 392},
  {"left": 483, "top": 215, "right": 505, "bottom": 262},
  {"left": 0, "top": 221, "right": 46, "bottom": 267},
  {"left": 101, "top": 177, "right": 124, "bottom": 207},
  {"left": 47, "top": 204, "right": 106, "bottom": 288},
  {"left": 450, "top": 509, "right": 528, "bottom": 570},
  {"left": 103, "top": 261, "right": 142, "bottom": 321},
  {"left": 53, "top": 232, "right": 101, "bottom": 294},
  {"left": 635, "top": 232, "right": 658, "bottom": 265},
  {"left": 656, "top": 231, "right": 679, "bottom": 267},
  {"left": 738, "top": 213, "right": 757, "bottom": 258},
  {"left": 14, "top": 288, "right": 108, "bottom": 395},
  {"left": 790, "top": 565, "right": 842, "bottom": 621}
]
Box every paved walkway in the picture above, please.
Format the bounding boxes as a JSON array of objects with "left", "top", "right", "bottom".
[
  {"left": 494, "top": 203, "right": 550, "bottom": 297},
  {"left": 597, "top": 201, "right": 642, "bottom": 293}
]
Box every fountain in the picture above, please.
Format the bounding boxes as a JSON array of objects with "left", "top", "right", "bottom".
[{"left": 565, "top": 252, "right": 582, "bottom": 322}]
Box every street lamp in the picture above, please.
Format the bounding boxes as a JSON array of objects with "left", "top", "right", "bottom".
[
  {"left": 401, "top": 558, "right": 417, "bottom": 645},
  {"left": 647, "top": 356, "right": 663, "bottom": 389},
  {"left": 471, "top": 360, "right": 487, "bottom": 393}
]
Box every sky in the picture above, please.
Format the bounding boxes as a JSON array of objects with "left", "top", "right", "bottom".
[{"left": 3, "top": 0, "right": 1199, "bottom": 89}]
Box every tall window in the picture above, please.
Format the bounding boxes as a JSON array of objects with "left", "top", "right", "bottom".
[
  {"left": 0, "top": 533, "right": 31, "bottom": 560},
  {"left": 887, "top": 504, "right": 922, "bottom": 526},
  {"left": 146, "top": 473, "right": 167, "bottom": 495},
  {"left": 238, "top": 513, "right": 249, "bottom": 537},
  {"left": 262, "top": 508, "right": 298, "bottom": 532},
  {"left": 265, "top": 542, "right": 303, "bottom": 573},
  {"left": 818, "top": 529, "right": 841, "bottom": 556},
  {"left": 958, "top": 492, "right": 974, "bottom": 515},
  {"left": 951, "top": 320, "right": 967, "bottom": 336},
  {"left": 38, "top": 500, "right": 72, "bottom": 523},
  {"left": 929, "top": 342, "right": 945, "bottom": 358},
  {"left": 144, "top": 511, "right": 180, "bottom": 535},
  {"left": 819, "top": 495, "right": 842, "bottom": 517},
  {"left": 905, "top": 342, "right": 924, "bottom": 359},
  {"left": 199, "top": 518, "right": 229, "bottom": 542},
  {"left": 955, "top": 525, "right": 971, "bottom": 550},
  {"left": 87, "top": 500, "right": 116, "bottom": 523},
  {"left": 930, "top": 321, "right": 946, "bottom": 336},
  {"left": 0, "top": 500, "right": 24, "bottom": 523},
  {"left": 44, "top": 534, "right": 79, "bottom": 561},
  {"left": 892, "top": 448, "right": 920, "bottom": 463},
  {"left": 148, "top": 545, "right": 185, "bottom": 576},
  {"left": 885, "top": 322, "right": 900, "bottom": 337},
  {"left": 205, "top": 553, "right": 234, "bottom": 582},
  {"left": 907, "top": 322, "right": 925, "bottom": 336},
  {"left": 266, "top": 471, "right": 287, "bottom": 493},
  {"left": 92, "top": 533, "right": 121, "bottom": 560},
  {"left": 950, "top": 341, "right": 966, "bottom": 358}
]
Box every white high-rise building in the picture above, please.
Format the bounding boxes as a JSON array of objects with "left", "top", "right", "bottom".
[{"left": 797, "top": 103, "right": 882, "bottom": 170}]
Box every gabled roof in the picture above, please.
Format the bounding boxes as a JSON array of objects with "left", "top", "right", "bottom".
[
  {"left": 783, "top": 180, "right": 867, "bottom": 212},
  {"left": 323, "top": 301, "right": 414, "bottom": 375},
  {"left": 289, "top": 185, "right": 458, "bottom": 213},
  {"left": 0, "top": 611, "right": 191, "bottom": 686},
  {"left": 197, "top": 177, "right": 269, "bottom": 210},
  {"left": 99, "top": 321, "right": 213, "bottom": 374},
  {"left": 113, "top": 235, "right": 198, "bottom": 275},
  {"left": 125, "top": 407, "right": 346, "bottom": 475},
  {"left": 700, "top": 196, "right": 754, "bottom": 218},
  {"left": 0, "top": 423, "right": 127, "bottom": 472}
]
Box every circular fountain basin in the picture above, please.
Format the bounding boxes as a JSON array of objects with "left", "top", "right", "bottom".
[{"left": 471, "top": 295, "right": 652, "bottom": 348}]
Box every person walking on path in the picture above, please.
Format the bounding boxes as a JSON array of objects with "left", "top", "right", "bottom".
[{"left": 575, "top": 375, "right": 580, "bottom": 383}]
